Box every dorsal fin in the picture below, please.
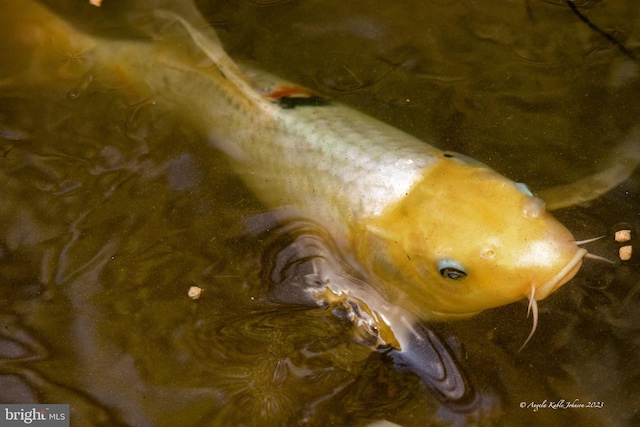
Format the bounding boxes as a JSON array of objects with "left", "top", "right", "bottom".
[{"left": 153, "top": 9, "right": 266, "bottom": 108}]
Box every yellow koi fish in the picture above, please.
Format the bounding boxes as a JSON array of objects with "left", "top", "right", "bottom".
[{"left": 4, "top": 0, "right": 631, "bottom": 351}]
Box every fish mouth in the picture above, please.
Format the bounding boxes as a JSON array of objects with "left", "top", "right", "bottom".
[{"left": 534, "top": 247, "right": 587, "bottom": 300}]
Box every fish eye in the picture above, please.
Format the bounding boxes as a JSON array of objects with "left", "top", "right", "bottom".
[{"left": 437, "top": 259, "right": 467, "bottom": 281}]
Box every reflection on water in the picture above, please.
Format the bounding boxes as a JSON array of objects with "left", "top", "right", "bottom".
[{"left": 1, "top": 0, "right": 640, "bottom": 426}]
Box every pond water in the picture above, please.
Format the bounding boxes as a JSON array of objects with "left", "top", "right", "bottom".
[{"left": 1, "top": 0, "right": 639, "bottom": 426}]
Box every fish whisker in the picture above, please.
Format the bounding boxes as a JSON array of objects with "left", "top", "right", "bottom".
[
  {"left": 584, "top": 252, "right": 616, "bottom": 264},
  {"left": 575, "top": 235, "right": 605, "bottom": 245},
  {"left": 518, "top": 284, "right": 538, "bottom": 352},
  {"left": 576, "top": 235, "right": 616, "bottom": 264}
]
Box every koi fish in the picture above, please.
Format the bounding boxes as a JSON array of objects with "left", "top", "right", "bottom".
[
  {"left": 4, "top": 0, "right": 633, "bottom": 396},
  {"left": 136, "top": 10, "right": 595, "bottom": 323}
]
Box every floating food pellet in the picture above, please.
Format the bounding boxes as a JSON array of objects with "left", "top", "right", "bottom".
[
  {"left": 188, "top": 286, "right": 203, "bottom": 300},
  {"left": 619, "top": 245, "right": 632, "bottom": 261},
  {"left": 89, "top": 0, "right": 102, "bottom": 6},
  {"left": 615, "top": 229, "right": 632, "bottom": 243}
]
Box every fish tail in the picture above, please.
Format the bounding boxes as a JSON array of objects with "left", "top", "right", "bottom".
[{"left": 0, "top": 0, "right": 96, "bottom": 88}]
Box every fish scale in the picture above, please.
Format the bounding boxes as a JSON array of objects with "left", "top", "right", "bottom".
[{"left": 230, "top": 104, "right": 440, "bottom": 229}]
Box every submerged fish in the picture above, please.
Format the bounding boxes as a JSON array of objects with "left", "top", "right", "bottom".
[
  {"left": 3, "top": 1, "right": 624, "bottom": 327},
  {"left": 4, "top": 0, "right": 635, "bottom": 400},
  {"left": 117, "top": 8, "right": 586, "bottom": 318}
]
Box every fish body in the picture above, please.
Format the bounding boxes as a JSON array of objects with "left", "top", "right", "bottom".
[
  {"left": 135, "top": 11, "right": 586, "bottom": 320},
  {"left": 6, "top": 1, "right": 585, "bottom": 322}
]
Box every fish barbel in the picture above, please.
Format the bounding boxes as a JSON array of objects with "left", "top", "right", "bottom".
[{"left": 3, "top": 0, "right": 593, "bottom": 322}]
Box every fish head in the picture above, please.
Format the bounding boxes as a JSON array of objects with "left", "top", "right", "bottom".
[{"left": 358, "top": 152, "right": 585, "bottom": 320}]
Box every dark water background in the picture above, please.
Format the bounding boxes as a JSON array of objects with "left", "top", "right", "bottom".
[{"left": 1, "top": 0, "right": 639, "bottom": 425}]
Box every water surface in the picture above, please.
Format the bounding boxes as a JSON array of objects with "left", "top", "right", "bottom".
[{"left": 1, "top": 0, "right": 639, "bottom": 426}]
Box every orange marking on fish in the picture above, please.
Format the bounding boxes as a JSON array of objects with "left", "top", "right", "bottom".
[{"left": 265, "top": 86, "right": 315, "bottom": 100}]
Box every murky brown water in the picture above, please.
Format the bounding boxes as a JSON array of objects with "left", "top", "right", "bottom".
[{"left": 1, "top": 0, "right": 639, "bottom": 426}]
